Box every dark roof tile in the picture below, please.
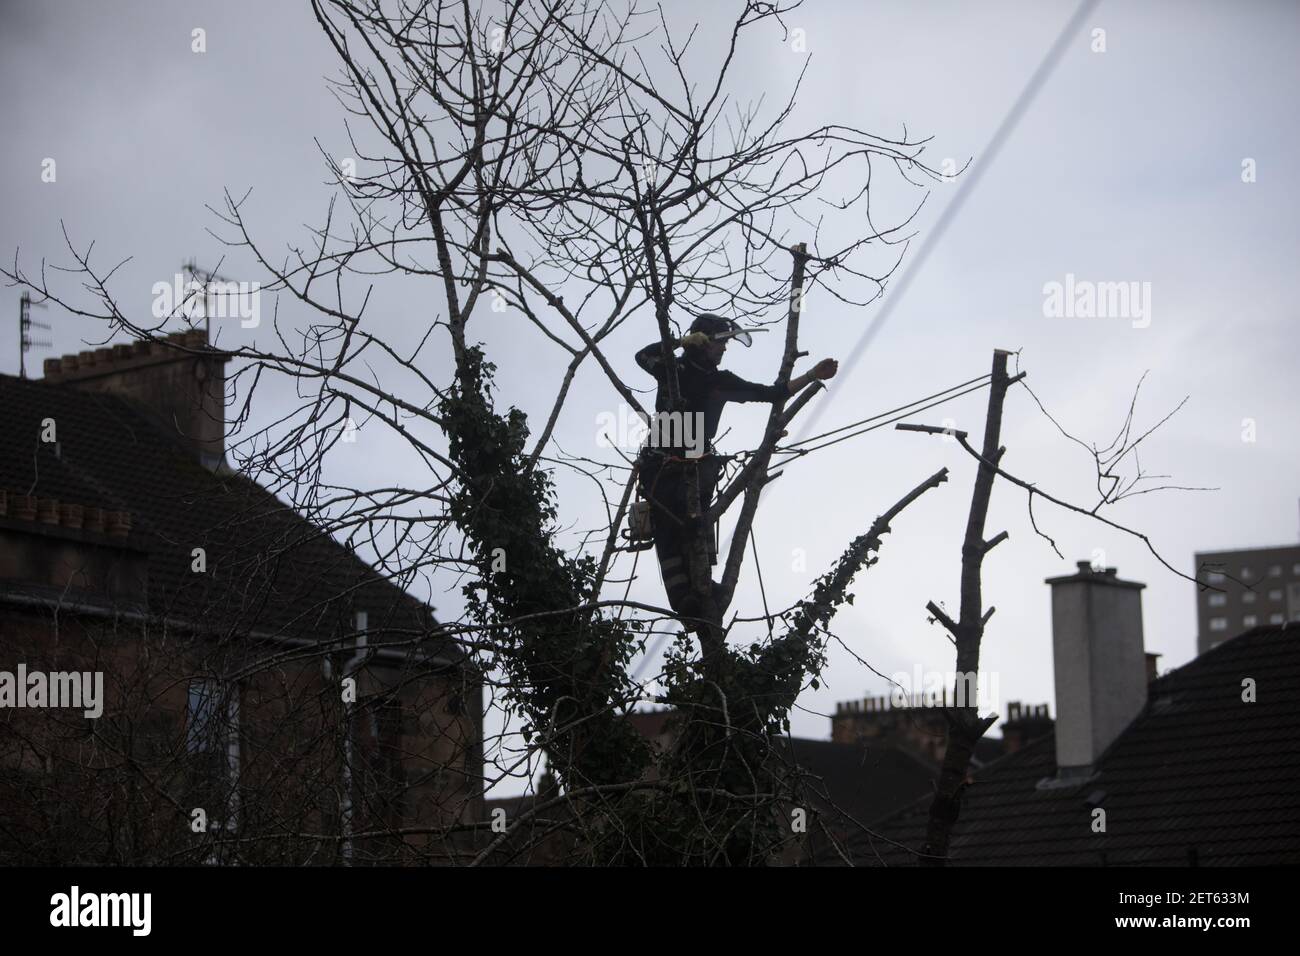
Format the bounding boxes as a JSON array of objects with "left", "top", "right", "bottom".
[
  {"left": 0, "top": 374, "right": 451, "bottom": 656},
  {"left": 860, "top": 626, "right": 1300, "bottom": 865}
]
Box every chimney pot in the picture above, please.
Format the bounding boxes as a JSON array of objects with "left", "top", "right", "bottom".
[
  {"left": 84, "top": 506, "right": 104, "bottom": 533},
  {"left": 1145, "top": 651, "right": 1162, "bottom": 684},
  {"left": 37, "top": 498, "right": 60, "bottom": 524},
  {"left": 60, "top": 502, "right": 84, "bottom": 529},
  {"left": 44, "top": 358, "right": 63, "bottom": 376},
  {"left": 12, "top": 494, "right": 38, "bottom": 521},
  {"left": 94, "top": 347, "right": 113, "bottom": 364},
  {"left": 1076, "top": 560, "right": 1092, "bottom": 573},
  {"left": 112, "top": 343, "right": 133, "bottom": 360},
  {"left": 106, "top": 511, "right": 132, "bottom": 538}
]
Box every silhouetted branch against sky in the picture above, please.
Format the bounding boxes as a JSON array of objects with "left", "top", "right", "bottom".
[{"left": 2, "top": 0, "right": 1293, "bottom": 857}]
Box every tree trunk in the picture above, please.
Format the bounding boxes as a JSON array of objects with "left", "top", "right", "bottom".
[{"left": 919, "top": 349, "right": 1012, "bottom": 865}]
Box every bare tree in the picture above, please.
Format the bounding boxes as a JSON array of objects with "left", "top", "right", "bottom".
[
  {"left": 895, "top": 349, "right": 1211, "bottom": 866},
  {"left": 4, "top": 0, "right": 1209, "bottom": 866}
]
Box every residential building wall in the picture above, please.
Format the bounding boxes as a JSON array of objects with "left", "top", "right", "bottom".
[
  {"left": 1194, "top": 544, "right": 1300, "bottom": 655},
  {"left": 0, "top": 595, "right": 480, "bottom": 864}
]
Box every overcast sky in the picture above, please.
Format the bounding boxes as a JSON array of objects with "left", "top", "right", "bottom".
[{"left": 4, "top": 0, "right": 1298, "bottom": 796}]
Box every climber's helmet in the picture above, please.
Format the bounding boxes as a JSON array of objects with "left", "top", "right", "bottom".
[{"left": 688, "top": 313, "right": 753, "bottom": 347}]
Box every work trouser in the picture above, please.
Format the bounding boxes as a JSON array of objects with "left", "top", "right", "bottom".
[{"left": 638, "top": 452, "right": 720, "bottom": 616}]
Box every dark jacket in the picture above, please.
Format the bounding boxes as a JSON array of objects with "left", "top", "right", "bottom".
[{"left": 634, "top": 340, "right": 785, "bottom": 454}]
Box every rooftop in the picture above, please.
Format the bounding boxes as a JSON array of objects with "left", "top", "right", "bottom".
[
  {"left": 0, "top": 370, "right": 450, "bottom": 655},
  {"left": 860, "top": 624, "right": 1300, "bottom": 865}
]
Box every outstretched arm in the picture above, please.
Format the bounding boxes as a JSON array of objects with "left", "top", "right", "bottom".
[
  {"left": 717, "top": 357, "right": 838, "bottom": 404},
  {"left": 786, "top": 358, "right": 839, "bottom": 394}
]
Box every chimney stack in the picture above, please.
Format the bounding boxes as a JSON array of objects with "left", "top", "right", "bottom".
[
  {"left": 1000, "top": 701, "right": 1052, "bottom": 755},
  {"left": 44, "top": 329, "right": 228, "bottom": 470},
  {"left": 1045, "top": 561, "right": 1147, "bottom": 777},
  {"left": 1145, "top": 651, "right": 1162, "bottom": 684}
]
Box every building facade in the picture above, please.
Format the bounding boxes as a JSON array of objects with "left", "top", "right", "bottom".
[
  {"left": 0, "top": 330, "right": 483, "bottom": 864},
  {"left": 1193, "top": 544, "right": 1300, "bottom": 655}
]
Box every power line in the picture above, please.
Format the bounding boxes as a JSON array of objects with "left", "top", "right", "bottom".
[
  {"left": 785, "top": 372, "right": 991, "bottom": 452},
  {"left": 777, "top": 377, "right": 992, "bottom": 458},
  {"left": 624, "top": 0, "right": 1101, "bottom": 686},
  {"left": 626, "top": 371, "right": 995, "bottom": 680},
  {"left": 796, "top": 0, "right": 1102, "bottom": 439}
]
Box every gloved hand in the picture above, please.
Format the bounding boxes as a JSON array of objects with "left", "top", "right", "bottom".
[
  {"left": 811, "top": 358, "right": 839, "bottom": 380},
  {"left": 680, "top": 331, "right": 711, "bottom": 349}
]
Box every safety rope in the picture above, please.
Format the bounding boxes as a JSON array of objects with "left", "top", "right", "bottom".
[
  {"left": 782, "top": 373, "right": 992, "bottom": 452},
  {"left": 625, "top": 370, "right": 997, "bottom": 679},
  {"left": 750, "top": 527, "right": 773, "bottom": 639},
  {"left": 776, "top": 376, "right": 993, "bottom": 459}
]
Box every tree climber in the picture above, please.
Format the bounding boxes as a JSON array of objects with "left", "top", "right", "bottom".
[{"left": 634, "top": 313, "right": 838, "bottom": 620}]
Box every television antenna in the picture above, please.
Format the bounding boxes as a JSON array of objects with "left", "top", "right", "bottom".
[
  {"left": 182, "top": 259, "right": 234, "bottom": 338},
  {"left": 18, "top": 291, "right": 51, "bottom": 379}
]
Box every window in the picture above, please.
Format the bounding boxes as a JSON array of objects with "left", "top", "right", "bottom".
[
  {"left": 1207, "top": 572, "right": 1225, "bottom": 585},
  {"left": 1209, "top": 617, "right": 1228, "bottom": 631},
  {"left": 185, "top": 678, "right": 241, "bottom": 837},
  {"left": 1269, "top": 565, "right": 1282, "bottom": 577},
  {"left": 186, "top": 680, "right": 240, "bottom": 762},
  {"left": 1241, "top": 567, "right": 1254, "bottom": 580},
  {"left": 1293, "top": 564, "right": 1300, "bottom": 576},
  {"left": 1208, "top": 593, "right": 1226, "bottom": 607},
  {"left": 1242, "top": 591, "right": 1257, "bottom": 604},
  {"left": 186, "top": 680, "right": 222, "bottom": 754},
  {"left": 1243, "top": 615, "right": 1258, "bottom": 628},
  {"left": 1270, "top": 613, "right": 1285, "bottom": 625},
  {"left": 1269, "top": 589, "right": 1283, "bottom": 601}
]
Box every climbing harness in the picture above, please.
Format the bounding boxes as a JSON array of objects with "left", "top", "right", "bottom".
[{"left": 619, "top": 450, "right": 722, "bottom": 562}]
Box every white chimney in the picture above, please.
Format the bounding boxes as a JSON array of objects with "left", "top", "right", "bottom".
[{"left": 1045, "top": 561, "right": 1147, "bottom": 777}]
